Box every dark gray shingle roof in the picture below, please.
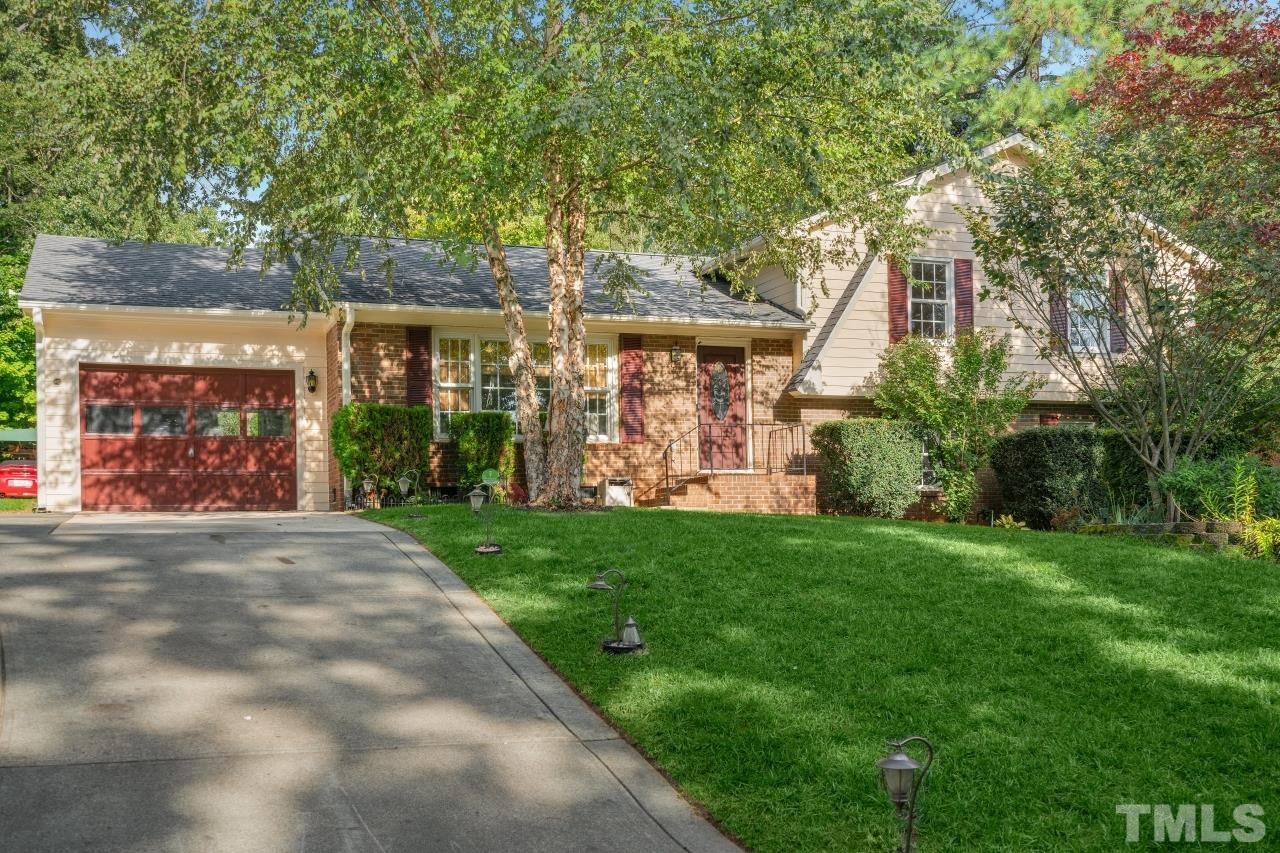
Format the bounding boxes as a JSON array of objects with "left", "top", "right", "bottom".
[{"left": 21, "top": 235, "right": 806, "bottom": 327}]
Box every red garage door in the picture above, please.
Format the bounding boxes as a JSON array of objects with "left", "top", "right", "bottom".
[{"left": 80, "top": 365, "right": 297, "bottom": 511}]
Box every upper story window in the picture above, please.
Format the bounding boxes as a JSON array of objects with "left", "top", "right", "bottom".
[
  {"left": 1067, "top": 281, "right": 1110, "bottom": 353},
  {"left": 436, "top": 333, "right": 614, "bottom": 441},
  {"left": 909, "top": 259, "right": 952, "bottom": 338}
]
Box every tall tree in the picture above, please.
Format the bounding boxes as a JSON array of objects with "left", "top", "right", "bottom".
[
  {"left": 1087, "top": 1, "right": 1279, "bottom": 278},
  {"left": 79, "top": 0, "right": 955, "bottom": 505},
  {"left": 935, "top": 0, "right": 1172, "bottom": 142},
  {"left": 1, "top": 1, "right": 223, "bottom": 428},
  {"left": 964, "top": 130, "right": 1280, "bottom": 518}
]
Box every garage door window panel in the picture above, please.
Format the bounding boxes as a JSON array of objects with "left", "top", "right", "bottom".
[
  {"left": 141, "top": 406, "right": 188, "bottom": 436},
  {"left": 85, "top": 404, "right": 135, "bottom": 435},
  {"left": 196, "top": 407, "right": 242, "bottom": 437},
  {"left": 247, "top": 409, "right": 291, "bottom": 438}
]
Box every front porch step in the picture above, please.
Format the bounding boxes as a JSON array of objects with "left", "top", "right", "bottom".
[{"left": 665, "top": 471, "right": 816, "bottom": 515}]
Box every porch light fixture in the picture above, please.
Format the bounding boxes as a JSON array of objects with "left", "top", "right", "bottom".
[
  {"left": 877, "top": 736, "right": 935, "bottom": 853},
  {"left": 670, "top": 343, "right": 682, "bottom": 363},
  {"left": 305, "top": 369, "right": 318, "bottom": 394},
  {"left": 468, "top": 485, "right": 501, "bottom": 554},
  {"left": 586, "top": 568, "right": 645, "bottom": 654}
]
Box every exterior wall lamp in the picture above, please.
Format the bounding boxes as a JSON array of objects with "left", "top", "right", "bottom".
[
  {"left": 468, "top": 485, "right": 501, "bottom": 554},
  {"left": 877, "top": 736, "right": 935, "bottom": 853},
  {"left": 670, "top": 343, "right": 682, "bottom": 363},
  {"left": 305, "top": 369, "right": 318, "bottom": 394},
  {"left": 586, "top": 568, "right": 645, "bottom": 654}
]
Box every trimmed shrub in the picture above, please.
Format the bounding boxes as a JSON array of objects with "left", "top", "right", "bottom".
[
  {"left": 989, "top": 426, "right": 1145, "bottom": 530},
  {"left": 449, "top": 411, "right": 516, "bottom": 494},
  {"left": 811, "top": 418, "right": 921, "bottom": 518},
  {"left": 1099, "top": 430, "right": 1151, "bottom": 505},
  {"left": 1160, "top": 455, "right": 1280, "bottom": 521},
  {"left": 330, "top": 403, "right": 433, "bottom": 486}
]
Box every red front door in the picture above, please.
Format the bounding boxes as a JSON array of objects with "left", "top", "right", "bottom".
[
  {"left": 80, "top": 365, "right": 297, "bottom": 511},
  {"left": 697, "top": 346, "right": 747, "bottom": 470}
]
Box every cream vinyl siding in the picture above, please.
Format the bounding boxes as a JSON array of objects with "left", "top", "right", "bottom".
[
  {"left": 34, "top": 310, "right": 334, "bottom": 512},
  {"left": 745, "top": 150, "right": 1079, "bottom": 401},
  {"left": 749, "top": 265, "right": 799, "bottom": 313}
]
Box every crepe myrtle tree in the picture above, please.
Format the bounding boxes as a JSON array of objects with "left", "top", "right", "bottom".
[
  {"left": 71, "top": 0, "right": 956, "bottom": 506},
  {"left": 964, "top": 132, "right": 1280, "bottom": 518}
]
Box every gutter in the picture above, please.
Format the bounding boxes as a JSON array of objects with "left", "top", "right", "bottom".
[
  {"left": 16, "top": 300, "right": 306, "bottom": 322},
  {"left": 343, "top": 301, "right": 811, "bottom": 331}
]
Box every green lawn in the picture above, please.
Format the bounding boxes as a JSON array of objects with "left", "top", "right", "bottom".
[
  {"left": 366, "top": 505, "right": 1279, "bottom": 852},
  {"left": 0, "top": 497, "right": 34, "bottom": 512}
]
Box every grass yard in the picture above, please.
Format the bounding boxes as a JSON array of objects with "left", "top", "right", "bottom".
[
  {"left": 366, "top": 505, "right": 1279, "bottom": 852},
  {"left": 0, "top": 497, "right": 34, "bottom": 512}
]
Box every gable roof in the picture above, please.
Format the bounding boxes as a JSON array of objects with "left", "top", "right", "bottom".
[
  {"left": 703, "top": 134, "right": 1039, "bottom": 273},
  {"left": 20, "top": 234, "right": 808, "bottom": 328}
]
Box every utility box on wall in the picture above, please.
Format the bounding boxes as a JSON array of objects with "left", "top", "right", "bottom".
[{"left": 599, "top": 477, "right": 634, "bottom": 508}]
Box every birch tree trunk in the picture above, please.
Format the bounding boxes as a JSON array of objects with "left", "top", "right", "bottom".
[
  {"left": 481, "top": 222, "right": 547, "bottom": 501},
  {"left": 539, "top": 154, "right": 590, "bottom": 506}
]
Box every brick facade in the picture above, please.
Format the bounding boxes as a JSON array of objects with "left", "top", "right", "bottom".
[
  {"left": 337, "top": 324, "right": 1098, "bottom": 518},
  {"left": 350, "top": 323, "right": 409, "bottom": 405}
]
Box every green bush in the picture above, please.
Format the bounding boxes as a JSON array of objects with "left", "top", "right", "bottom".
[
  {"left": 990, "top": 426, "right": 1146, "bottom": 530},
  {"left": 1099, "top": 430, "right": 1151, "bottom": 505},
  {"left": 811, "top": 418, "right": 921, "bottom": 518},
  {"left": 449, "top": 412, "right": 516, "bottom": 493},
  {"left": 1160, "top": 455, "right": 1280, "bottom": 521},
  {"left": 330, "top": 403, "right": 433, "bottom": 486}
]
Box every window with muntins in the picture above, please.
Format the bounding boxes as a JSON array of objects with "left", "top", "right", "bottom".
[
  {"left": 1068, "top": 284, "right": 1110, "bottom": 353},
  {"left": 435, "top": 337, "right": 474, "bottom": 433},
  {"left": 436, "top": 333, "right": 614, "bottom": 440},
  {"left": 909, "top": 259, "right": 951, "bottom": 338}
]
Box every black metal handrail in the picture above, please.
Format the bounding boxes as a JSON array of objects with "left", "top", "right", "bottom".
[{"left": 662, "top": 420, "right": 811, "bottom": 503}]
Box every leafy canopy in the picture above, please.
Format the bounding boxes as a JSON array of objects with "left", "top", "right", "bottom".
[
  {"left": 79, "top": 0, "right": 957, "bottom": 310},
  {"left": 0, "top": 4, "right": 225, "bottom": 429}
]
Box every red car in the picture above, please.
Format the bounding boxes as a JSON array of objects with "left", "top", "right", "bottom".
[{"left": 0, "top": 460, "right": 37, "bottom": 498}]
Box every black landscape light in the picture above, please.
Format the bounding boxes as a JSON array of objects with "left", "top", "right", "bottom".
[
  {"left": 586, "top": 568, "right": 645, "bottom": 654},
  {"left": 468, "top": 485, "right": 501, "bottom": 554},
  {"left": 877, "top": 737, "right": 934, "bottom": 853}
]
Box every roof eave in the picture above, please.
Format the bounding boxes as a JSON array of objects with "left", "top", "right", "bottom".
[{"left": 20, "top": 298, "right": 811, "bottom": 332}]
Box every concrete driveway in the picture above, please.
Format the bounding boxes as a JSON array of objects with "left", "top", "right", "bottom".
[{"left": 0, "top": 513, "right": 736, "bottom": 852}]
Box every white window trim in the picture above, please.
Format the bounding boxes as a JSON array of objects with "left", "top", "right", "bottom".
[
  {"left": 433, "top": 334, "right": 476, "bottom": 435},
  {"left": 1067, "top": 271, "right": 1112, "bottom": 354},
  {"left": 907, "top": 256, "right": 954, "bottom": 339},
  {"left": 432, "top": 329, "right": 617, "bottom": 443}
]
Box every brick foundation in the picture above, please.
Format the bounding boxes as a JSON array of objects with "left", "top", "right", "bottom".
[{"left": 668, "top": 472, "right": 817, "bottom": 514}]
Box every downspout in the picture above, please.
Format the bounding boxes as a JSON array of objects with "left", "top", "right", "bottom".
[
  {"left": 341, "top": 302, "right": 355, "bottom": 405},
  {"left": 30, "top": 307, "right": 46, "bottom": 511},
  {"left": 340, "top": 303, "right": 355, "bottom": 502}
]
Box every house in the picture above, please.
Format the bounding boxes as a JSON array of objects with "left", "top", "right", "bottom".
[{"left": 19, "top": 134, "right": 1098, "bottom": 514}]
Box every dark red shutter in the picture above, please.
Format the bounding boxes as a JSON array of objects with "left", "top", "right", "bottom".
[
  {"left": 888, "top": 258, "right": 909, "bottom": 343},
  {"left": 1110, "top": 272, "right": 1127, "bottom": 353},
  {"left": 954, "top": 258, "right": 974, "bottom": 332},
  {"left": 619, "top": 334, "right": 644, "bottom": 444},
  {"left": 405, "top": 325, "right": 432, "bottom": 407},
  {"left": 1049, "top": 292, "right": 1068, "bottom": 352}
]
